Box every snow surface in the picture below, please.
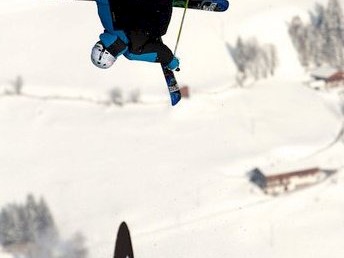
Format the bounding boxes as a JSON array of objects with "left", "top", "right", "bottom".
[
  {"left": 0, "top": 250, "right": 11, "bottom": 258},
  {"left": 1, "top": 1, "right": 344, "bottom": 258}
]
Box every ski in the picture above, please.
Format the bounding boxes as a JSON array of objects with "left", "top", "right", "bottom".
[
  {"left": 113, "top": 222, "right": 134, "bottom": 258},
  {"left": 75, "top": 0, "right": 229, "bottom": 12},
  {"left": 173, "top": 0, "right": 230, "bottom": 12},
  {"left": 161, "top": 65, "right": 182, "bottom": 106}
]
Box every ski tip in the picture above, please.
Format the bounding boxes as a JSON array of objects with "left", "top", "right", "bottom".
[
  {"left": 171, "top": 92, "right": 182, "bottom": 106},
  {"left": 117, "top": 221, "right": 130, "bottom": 239},
  {"left": 216, "top": 0, "right": 230, "bottom": 12},
  {"left": 119, "top": 221, "right": 128, "bottom": 230},
  {"left": 116, "top": 221, "right": 130, "bottom": 242},
  {"left": 114, "top": 221, "right": 134, "bottom": 258}
]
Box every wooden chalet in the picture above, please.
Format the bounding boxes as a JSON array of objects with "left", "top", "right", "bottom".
[
  {"left": 326, "top": 71, "right": 344, "bottom": 87},
  {"left": 310, "top": 67, "right": 344, "bottom": 88},
  {"left": 249, "top": 167, "right": 336, "bottom": 196}
]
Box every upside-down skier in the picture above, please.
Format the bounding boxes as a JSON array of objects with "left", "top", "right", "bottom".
[{"left": 91, "top": 0, "right": 180, "bottom": 71}]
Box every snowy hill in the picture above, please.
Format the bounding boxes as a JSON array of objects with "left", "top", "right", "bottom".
[{"left": 1, "top": 1, "right": 344, "bottom": 258}]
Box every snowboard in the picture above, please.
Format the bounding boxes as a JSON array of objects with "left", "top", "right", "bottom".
[
  {"left": 113, "top": 222, "right": 134, "bottom": 258},
  {"left": 173, "top": 0, "right": 229, "bottom": 12},
  {"left": 161, "top": 65, "right": 182, "bottom": 106}
]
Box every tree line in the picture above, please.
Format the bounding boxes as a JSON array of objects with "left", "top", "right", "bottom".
[
  {"left": 288, "top": 0, "right": 344, "bottom": 69},
  {"left": 0, "top": 194, "right": 87, "bottom": 258},
  {"left": 227, "top": 37, "right": 277, "bottom": 86}
]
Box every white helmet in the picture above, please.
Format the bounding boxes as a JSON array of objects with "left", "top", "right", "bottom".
[{"left": 91, "top": 42, "right": 116, "bottom": 69}]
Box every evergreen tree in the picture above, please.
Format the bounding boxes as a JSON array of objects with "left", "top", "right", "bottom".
[
  {"left": 58, "top": 233, "right": 88, "bottom": 258},
  {"left": 326, "top": 0, "right": 344, "bottom": 67},
  {"left": 17, "top": 205, "right": 30, "bottom": 243},
  {"left": 289, "top": 16, "right": 310, "bottom": 66},
  {"left": 267, "top": 44, "right": 278, "bottom": 76},
  {"left": 0, "top": 208, "right": 17, "bottom": 246},
  {"left": 36, "top": 198, "right": 59, "bottom": 244},
  {"left": 0, "top": 194, "right": 88, "bottom": 258},
  {"left": 25, "top": 194, "right": 40, "bottom": 243}
]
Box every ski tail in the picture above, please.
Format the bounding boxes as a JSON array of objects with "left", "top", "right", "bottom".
[
  {"left": 114, "top": 222, "right": 134, "bottom": 258},
  {"left": 161, "top": 65, "right": 182, "bottom": 106},
  {"left": 173, "top": 0, "right": 230, "bottom": 12}
]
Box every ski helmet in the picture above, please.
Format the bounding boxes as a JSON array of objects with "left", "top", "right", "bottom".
[{"left": 91, "top": 42, "right": 116, "bottom": 69}]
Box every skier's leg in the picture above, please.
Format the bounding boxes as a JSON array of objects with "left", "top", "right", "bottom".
[
  {"left": 126, "top": 31, "right": 151, "bottom": 54},
  {"left": 143, "top": 38, "right": 179, "bottom": 70},
  {"left": 125, "top": 33, "right": 179, "bottom": 70}
]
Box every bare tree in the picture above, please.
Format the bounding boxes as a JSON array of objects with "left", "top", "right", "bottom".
[
  {"left": 227, "top": 37, "right": 278, "bottom": 86},
  {"left": 289, "top": 0, "right": 344, "bottom": 68},
  {"left": 110, "top": 87, "right": 124, "bottom": 106}
]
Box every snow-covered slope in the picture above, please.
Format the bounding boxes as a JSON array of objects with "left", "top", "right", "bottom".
[
  {"left": 1, "top": 80, "right": 344, "bottom": 258},
  {"left": 0, "top": 250, "right": 12, "bottom": 258},
  {"left": 1, "top": 1, "right": 344, "bottom": 258}
]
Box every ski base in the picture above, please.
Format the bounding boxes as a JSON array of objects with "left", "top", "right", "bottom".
[{"left": 173, "top": 0, "right": 230, "bottom": 12}]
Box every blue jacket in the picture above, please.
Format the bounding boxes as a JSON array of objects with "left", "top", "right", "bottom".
[{"left": 95, "top": 0, "right": 174, "bottom": 65}]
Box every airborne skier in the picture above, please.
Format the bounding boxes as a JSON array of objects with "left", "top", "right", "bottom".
[{"left": 91, "top": 0, "right": 180, "bottom": 71}]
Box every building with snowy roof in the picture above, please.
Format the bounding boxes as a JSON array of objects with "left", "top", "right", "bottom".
[
  {"left": 310, "top": 67, "right": 344, "bottom": 88},
  {"left": 249, "top": 166, "right": 337, "bottom": 196}
]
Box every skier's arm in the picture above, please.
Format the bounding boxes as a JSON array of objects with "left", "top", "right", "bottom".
[{"left": 94, "top": 1, "right": 129, "bottom": 53}]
